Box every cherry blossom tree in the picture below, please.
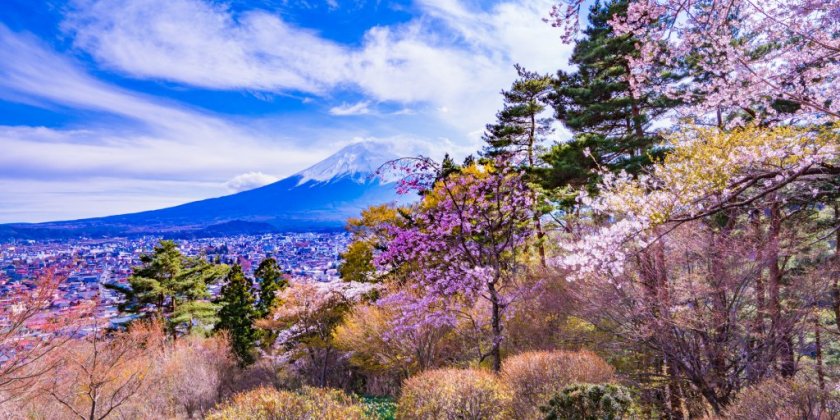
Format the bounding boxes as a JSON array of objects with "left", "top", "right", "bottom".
[
  {"left": 0, "top": 269, "right": 91, "bottom": 404},
  {"left": 549, "top": 0, "right": 840, "bottom": 124},
  {"left": 376, "top": 162, "right": 534, "bottom": 372},
  {"left": 559, "top": 123, "right": 839, "bottom": 281},
  {"left": 46, "top": 315, "right": 148, "bottom": 420},
  {"left": 554, "top": 123, "right": 839, "bottom": 414}
]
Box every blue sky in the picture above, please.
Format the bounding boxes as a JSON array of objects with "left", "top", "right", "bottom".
[{"left": 0, "top": 0, "right": 574, "bottom": 223}]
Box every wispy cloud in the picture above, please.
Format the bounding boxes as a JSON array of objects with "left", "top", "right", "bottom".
[
  {"left": 62, "top": 0, "right": 573, "bottom": 133},
  {"left": 0, "top": 0, "right": 575, "bottom": 222},
  {"left": 329, "top": 101, "right": 372, "bottom": 116},
  {"left": 0, "top": 25, "right": 321, "bottom": 181}
]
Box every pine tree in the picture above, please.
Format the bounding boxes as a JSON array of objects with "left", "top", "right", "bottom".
[
  {"left": 215, "top": 264, "right": 258, "bottom": 366},
  {"left": 482, "top": 65, "right": 554, "bottom": 266},
  {"left": 105, "top": 240, "right": 227, "bottom": 337},
  {"left": 254, "top": 257, "right": 286, "bottom": 318},
  {"left": 482, "top": 64, "right": 554, "bottom": 167},
  {"left": 541, "top": 0, "right": 677, "bottom": 205}
]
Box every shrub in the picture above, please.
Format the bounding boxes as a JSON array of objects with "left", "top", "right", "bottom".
[
  {"left": 396, "top": 368, "right": 512, "bottom": 420},
  {"left": 541, "top": 383, "right": 634, "bottom": 420},
  {"left": 363, "top": 396, "right": 397, "bottom": 420},
  {"left": 722, "top": 377, "right": 840, "bottom": 420},
  {"left": 501, "top": 350, "right": 615, "bottom": 417},
  {"left": 149, "top": 334, "right": 237, "bottom": 418},
  {"left": 206, "top": 386, "right": 367, "bottom": 419}
]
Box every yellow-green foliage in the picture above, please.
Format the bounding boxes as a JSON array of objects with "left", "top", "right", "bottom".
[
  {"left": 599, "top": 123, "right": 839, "bottom": 225},
  {"left": 501, "top": 350, "right": 615, "bottom": 419},
  {"left": 396, "top": 368, "right": 513, "bottom": 420},
  {"left": 340, "top": 204, "right": 404, "bottom": 283},
  {"left": 206, "top": 386, "right": 367, "bottom": 420}
]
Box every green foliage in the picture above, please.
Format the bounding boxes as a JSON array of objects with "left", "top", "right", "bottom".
[
  {"left": 542, "top": 0, "right": 677, "bottom": 205},
  {"left": 215, "top": 265, "right": 258, "bottom": 366},
  {"left": 339, "top": 204, "right": 404, "bottom": 283},
  {"left": 362, "top": 396, "right": 396, "bottom": 420},
  {"left": 254, "top": 257, "right": 286, "bottom": 318},
  {"left": 339, "top": 240, "right": 376, "bottom": 283},
  {"left": 105, "top": 240, "right": 228, "bottom": 335},
  {"left": 482, "top": 64, "right": 554, "bottom": 168},
  {"left": 541, "top": 383, "right": 635, "bottom": 420}
]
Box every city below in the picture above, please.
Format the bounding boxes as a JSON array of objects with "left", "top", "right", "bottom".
[{"left": 0, "top": 232, "right": 351, "bottom": 328}]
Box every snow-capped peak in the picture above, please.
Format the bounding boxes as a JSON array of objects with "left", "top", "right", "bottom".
[{"left": 295, "top": 142, "right": 400, "bottom": 185}]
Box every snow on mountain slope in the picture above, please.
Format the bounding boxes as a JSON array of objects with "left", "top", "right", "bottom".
[
  {"left": 0, "top": 141, "right": 414, "bottom": 238},
  {"left": 295, "top": 142, "right": 400, "bottom": 184}
]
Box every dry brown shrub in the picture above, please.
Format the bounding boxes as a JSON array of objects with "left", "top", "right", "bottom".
[
  {"left": 206, "top": 386, "right": 367, "bottom": 419},
  {"left": 501, "top": 350, "right": 614, "bottom": 419},
  {"left": 333, "top": 303, "right": 454, "bottom": 378},
  {"left": 8, "top": 321, "right": 248, "bottom": 419},
  {"left": 721, "top": 377, "right": 840, "bottom": 420},
  {"left": 396, "top": 368, "right": 512, "bottom": 420},
  {"left": 145, "top": 334, "right": 237, "bottom": 418}
]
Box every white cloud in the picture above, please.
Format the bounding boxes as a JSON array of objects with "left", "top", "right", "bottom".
[
  {"left": 224, "top": 171, "right": 280, "bottom": 192},
  {"left": 0, "top": 25, "right": 329, "bottom": 182},
  {"left": 0, "top": 0, "right": 578, "bottom": 222},
  {"left": 62, "top": 0, "right": 574, "bottom": 135},
  {"left": 329, "top": 101, "right": 372, "bottom": 116},
  {"left": 63, "top": 0, "right": 348, "bottom": 93}
]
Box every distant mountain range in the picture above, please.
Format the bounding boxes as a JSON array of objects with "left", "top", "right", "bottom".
[{"left": 0, "top": 142, "right": 408, "bottom": 239}]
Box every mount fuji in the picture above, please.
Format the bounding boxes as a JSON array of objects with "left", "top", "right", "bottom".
[{"left": 0, "top": 142, "right": 409, "bottom": 239}]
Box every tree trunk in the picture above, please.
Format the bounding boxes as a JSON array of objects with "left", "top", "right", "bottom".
[
  {"left": 749, "top": 216, "right": 767, "bottom": 382},
  {"left": 815, "top": 315, "right": 827, "bottom": 414},
  {"left": 320, "top": 347, "right": 331, "bottom": 388},
  {"left": 833, "top": 204, "right": 840, "bottom": 333},
  {"left": 488, "top": 281, "right": 503, "bottom": 373},
  {"left": 767, "top": 203, "right": 795, "bottom": 377},
  {"left": 664, "top": 357, "right": 686, "bottom": 419},
  {"left": 533, "top": 209, "right": 546, "bottom": 267},
  {"left": 527, "top": 117, "right": 547, "bottom": 268}
]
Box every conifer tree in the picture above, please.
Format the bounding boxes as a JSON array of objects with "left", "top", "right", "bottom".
[
  {"left": 542, "top": 0, "right": 676, "bottom": 204},
  {"left": 254, "top": 257, "right": 286, "bottom": 318},
  {"left": 482, "top": 65, "right": 554, "bottom": 265},
  {"left": 215, "top": 264, "right": 258, "bottom": 366},
  {"left": 105, "top": 240, "right": 227, "bottom": 336},
  {"left": 482, "top": 64, "right": 554, "bottom": 167}
]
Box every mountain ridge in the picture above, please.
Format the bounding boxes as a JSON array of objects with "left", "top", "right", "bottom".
[{"left": 1, "top": 142, "right": 407, "bottom": 239}]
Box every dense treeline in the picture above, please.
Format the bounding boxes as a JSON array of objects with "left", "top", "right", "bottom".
[{"left": 1, "top": 0, "right": 838, "bottom": 418}]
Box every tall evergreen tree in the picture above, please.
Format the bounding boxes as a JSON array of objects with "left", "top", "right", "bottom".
[
  {"left": 482, "top": 64, "right": 554, "bottom": 266},
  {"left": 105, "top": 240, "right": 227, "bottom": 336},
  {"left": 215, "top": 264, "right": 258, "bottom": 366},
  {"left": 482, "top": 64, "right": 554, "bottom": 167},
  {"left": 542, "top": 0, "right": 677, "bottom": 205},
  {"left": 254, "top": 257, "right": 286, "bottom": 318}
]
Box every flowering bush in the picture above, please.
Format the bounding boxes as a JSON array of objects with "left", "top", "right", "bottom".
[
  {"left": 541, "top": 383, "right": 635, "bottom": 420},
  {"left": 396, "top": 368, "right": 512, "bottom": 420},
  {"left": 501, "top": 350, "right": 615, "bottom": 418},
  {"left": 722, "top": 377, "right": 840, "bottom": 420},
  {"left": 206, "top": 386, "right": 367, "bottom": 420}
]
